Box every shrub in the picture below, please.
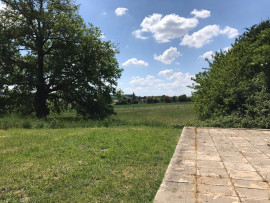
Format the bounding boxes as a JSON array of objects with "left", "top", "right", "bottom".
[
  {"left": 192, "top": 20, "right": 270, "bottom": 128},
  {"left": 22, "top": 120, "right": 32, "bottom": 129}
]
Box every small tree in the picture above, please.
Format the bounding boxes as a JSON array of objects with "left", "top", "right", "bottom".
[
  {"left": 164, "top": 96, "right": 171, "bottom": 103},
  {"left": 178, "top": 94, "right": 187, "bottom": 102},
  {"left": 172, "top": 96, "right": 177, "bottom": 103},
  {"left": 153, "top": 97, "right": 159, "bottom": 103},
  {"left": 116, "top": 90, "right": 124, "bottom": 103},
  {"left": 131, "top": 92, "right": 137, "bottom": 104},
  {"left": 160, "top": 95, "right": 166, "bottom": 103},
  {"left": 146, "top": 96, "right": 153, "bottom": 104}
]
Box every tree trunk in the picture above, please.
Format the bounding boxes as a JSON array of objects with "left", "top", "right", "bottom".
[{"left": 35, "top": 52, "right": 49, "bottom": 118}]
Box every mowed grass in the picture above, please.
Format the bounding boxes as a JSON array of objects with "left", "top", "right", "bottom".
[
  {"left": 0, "top": 127, "right": 180, "bottom": 202},
  {"left": 0, "top": 103, "right": 195, "bottom": 202}
]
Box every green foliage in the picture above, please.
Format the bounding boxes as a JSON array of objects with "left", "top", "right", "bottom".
[
  {"left": 146, "top": 96, "right": 154, "bottom": 104},
  {"left": 0, "top": 0, "right": 122, "bottom": 118},
  {"left": 178, "top": 94, "right": 189, "bottom": 102},
  {"left": 192, "top": 20, "right": 270, "bottom": 128},
  {"left": 131, "top": 92, "right": 137, "bottom": 104},
  {"left": 22, "top": 120, "right": 32, "bottom": 129}
]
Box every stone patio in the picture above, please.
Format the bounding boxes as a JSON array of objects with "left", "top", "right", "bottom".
[{"left": 154, "top": 127, "right": 270, "bottom": 202}]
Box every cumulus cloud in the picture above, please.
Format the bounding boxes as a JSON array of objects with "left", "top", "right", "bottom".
[
  {"left": 158, "top": 69, "right": 173, "bottom": 77},
  {"left": 191, "top": 9, "right": 211, "bottom": 19},
  {"left": 220, "top": 26, "right": 239, "bottom": 38},
  {"left": 129, "top": 75, "right": 162, "bottom": 86},
  {"left": 199, "top": 51, "right": 214, "bottom": 60},
  {"left": 154, "top": 47, "right": 181, "bottom": 64},
  {"left": 126, "top": 70, "right": 194, "bottom": 96},
  {"left": 122, "top": 58, "right": 149, "bottom": 67},
  {"left": 159, "top": 71, "right": 194, "bottom": 84},
  {"left": 132, "top": 30, "right": 149, "bottom": 40},
  {"left": 180, "top": 25, "right": 239, "bottom": 48},
  {"left": 115, "top": 7, "right": 128, "bottom": 16},
  {"left": 133, "top": 13, "right": 198, "bottom": 43}
]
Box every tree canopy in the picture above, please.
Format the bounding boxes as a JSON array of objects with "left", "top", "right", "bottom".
[
  {"left": 0, "top": 0, "right": 122, "bottom": 118},
  {"left": 192, "top": 20, "right": 270, "bottom": 128}
]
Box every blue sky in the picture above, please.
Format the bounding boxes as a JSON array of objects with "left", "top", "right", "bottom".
[{"left": 4, "top": 0, "right": 270, "bottom": 96}]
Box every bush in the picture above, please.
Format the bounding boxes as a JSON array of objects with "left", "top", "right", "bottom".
[
  {"left": 192, "top": 20, "right": 270, "bottom": 128},
  {"left": 49, "top": 119, "right": 65, "bottom": 129},
  {"left": 22, "top": 120, "right": 32, "bottom": 129}
]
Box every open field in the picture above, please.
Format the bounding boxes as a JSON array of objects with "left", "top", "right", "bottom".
[
  {"left": 0, "top": 103, "right": 196, "bottom": 129},
  {"left": 0, "top": 103, "right": 195, "bottom": 202},
  {"left": 115, "top": 103, "right": 195, "bottom": 128},
  {"left": 114, "top": 102, "right": 191, "bottom": 109}
]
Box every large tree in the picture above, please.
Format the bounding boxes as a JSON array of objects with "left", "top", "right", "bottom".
[
  {"left": 0, "top": 0, "right": 122, "bottom": 118},
  {"left": 192, "top": 20, "right": 270, "bottom": 128}
]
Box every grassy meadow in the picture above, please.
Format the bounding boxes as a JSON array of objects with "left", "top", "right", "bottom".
[
  {"left": 0, "top": 103, "right": 195, "bottom": 129},
  {"left": 0, "top": 103, "right": 196, "bottom": 202},
  {"left": 115, "top": 103, "right": 194, "bottom": 128}
]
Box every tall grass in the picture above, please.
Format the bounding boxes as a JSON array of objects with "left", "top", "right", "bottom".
[
  {"left": 0, "top": 103, "right": 196, "bottom": 129},
  {"left": 115, "top": 103, "right": 195, "bottom": 128}
]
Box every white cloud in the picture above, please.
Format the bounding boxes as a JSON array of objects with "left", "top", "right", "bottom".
[
  {"left": 223, "top": 47, "right": 231, "bottom": 52},
  {"left": 125, "top": 70, "right": 194, "bottom": 96},
  {"left": 180, "top": 25, "right": 239, "bottom": 48},
  {"left": 221, "top": 26, "right": 239, "bottom": 38},
  {"left": 161, "top": 71, "right": 193, "bottom": 84},
  {"left": 132, "top": 29, "right": 149, "bottom": 40},
  {"left": 101, "top": 11, "right": 107, "bottom": 16},
  {"left": 154, "top": 47, "right": 181, "bottom": 64},
  {"left": 129, "top": 75, "right": 162, "bottom": 86},
  {"left": 122, "top": 58, "right": 149, "bottom": 67},
  {"left": 199, "top": 51, "right": 214, "bottom": 60},
  {"left": 158, "top": 69, "right": 173, "bottom": 77},
  {"left": 200, "top": 47, "right": 231, "bottom": 60},
  {"left": 133, "top": 13, "right": 198, "bottom": 43},
  {"left": 191, "top": 9, "right": 211, "bottom": 19},
  {"left": 115, "top": 7, "right": 128, "bottom": 16}
]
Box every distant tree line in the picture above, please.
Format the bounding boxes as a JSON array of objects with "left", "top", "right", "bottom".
[{"left": 115, "top": 92, "right": 191, "bottom": 105}]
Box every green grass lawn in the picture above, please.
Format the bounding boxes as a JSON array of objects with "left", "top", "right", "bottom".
[
  {"left": 0, "top": 127, "right": 180, "bottom": 202},
  {"left": 0, "top": 103, "right": 196, "bottom": 202}
]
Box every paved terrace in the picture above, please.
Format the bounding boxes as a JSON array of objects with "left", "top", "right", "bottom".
[{"left": 154, "top": 127, "right": 270, "bottom": 203}]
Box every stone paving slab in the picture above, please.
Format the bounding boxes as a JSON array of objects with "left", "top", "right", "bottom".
[{"left": 154, "top": 127, "right": 270, "bottom": 203}]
